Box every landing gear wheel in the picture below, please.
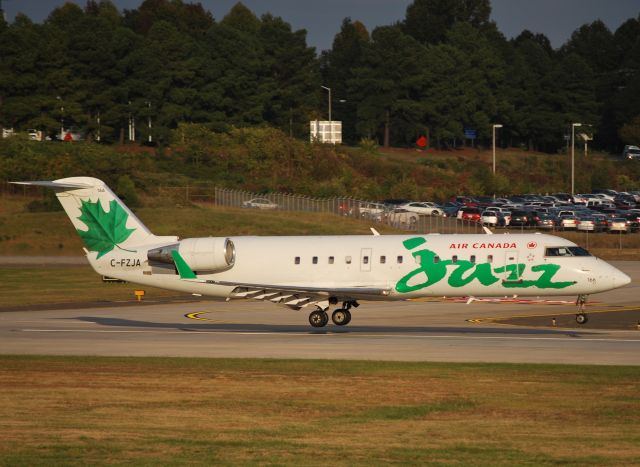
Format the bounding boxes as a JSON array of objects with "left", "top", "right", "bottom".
[
  {"left": 332, "top": 309, "right": 352, "bottom": 326},
  {"left": 342, "top": 309, "right": 352, "bottom": 325},
  {"left": 309, "top": 310, "right": 329, "bottom": 328},
  {"left": 576, "top": 313, "right": 588, "bottom": 325}
]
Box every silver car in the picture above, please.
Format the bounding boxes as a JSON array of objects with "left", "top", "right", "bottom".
[
  {"left": 608, "top": 218, "right": 628, "bottom": 234},
  {"left": 242, "top": 198, "right": 278, "bottom": 210}
]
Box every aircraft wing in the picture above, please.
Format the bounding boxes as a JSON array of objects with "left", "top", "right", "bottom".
[
  {"left": 209, "top": 280, "right": 391, "bottom": 309},
  {"left": 172, "top": 249, "right": 390, "bottom": 309}
]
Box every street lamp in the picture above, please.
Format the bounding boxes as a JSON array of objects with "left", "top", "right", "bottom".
[
  {"left": 492, "top": 124, "right": 503, "bottom": 176},
  {"left": 146, "top": 101, "right": 152, "bottom": 143},
  {"left": 321, "top": 86, "right": 331, "bottom": 143},
  {"left": 571, "top": 123, "right": 582, "bottom": 195},
  {"left": 56, "top": 96, "right": 64, "bottom": 140}
]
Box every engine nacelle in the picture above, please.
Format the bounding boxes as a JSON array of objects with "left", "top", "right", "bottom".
[{"left": 148, "top": 237, "right": 235, "bottom": 273}]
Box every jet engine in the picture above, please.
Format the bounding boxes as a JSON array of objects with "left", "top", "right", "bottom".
[{"left": 148, "top": 237, "right": 235, "bottom": 273}]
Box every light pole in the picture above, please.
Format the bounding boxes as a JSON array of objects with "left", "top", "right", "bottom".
[
  {"left": 56, "top": 96, "right": 64, "bottom": 140},
  {"left": 146, "top": 101, "right": 152, "bottom": 143},
  {"left": 492, "top": 124, "right": 503, "bottom": 176},
  {"left": 571, "top": 123, "right": 582, "bottom": 195},
  {"left": 321, "top": 86, "right": 331, "bottom": 143}
]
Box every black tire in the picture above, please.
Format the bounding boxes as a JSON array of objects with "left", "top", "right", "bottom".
[
  {"left": 332, "top": 309, "right": 348, "bottom": 326},
  {"left": 342, "top": 310, "right": 352, "bottom": 325},
  {"left": 309, "top": 310, "right": 327, "bottom": 328},
  {"left": 576, "top": 313, "right": 588, "bottom": 325},
  {"left": 321, "top": 311, "right": 329, "bottom": 327}
]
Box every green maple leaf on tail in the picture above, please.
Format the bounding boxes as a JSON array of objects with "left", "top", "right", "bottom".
[{"left": 76, "top": 199, "right": 135, "bottom": 258}]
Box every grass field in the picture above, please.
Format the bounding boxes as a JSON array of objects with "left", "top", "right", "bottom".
[
  {"left": 0, "top": 266, "right": 180, "bottom": 307},
  {"left": 0, "top": 356, "right": 638, "bottom": 465},
  {"left": 0, "top": 196, "right": 400, "bottom": 256}
]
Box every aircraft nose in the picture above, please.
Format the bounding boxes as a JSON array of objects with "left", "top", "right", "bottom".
[{"left": 613, "top": 267, "right": 631, "bottom": 288}]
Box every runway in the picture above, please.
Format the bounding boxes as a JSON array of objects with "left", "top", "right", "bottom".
[
  {"left": 1, "top": 261, "right": 639, "bottom": 366},
  {"left": 0, "top": 261, "right": 640, "bottom": 365}
]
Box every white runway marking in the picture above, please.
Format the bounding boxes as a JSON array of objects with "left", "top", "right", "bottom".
[{"left": 16, "top": 328, "right": 640, "bottom": 343}]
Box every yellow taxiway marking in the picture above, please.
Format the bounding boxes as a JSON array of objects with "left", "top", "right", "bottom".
[
  {"left": 185, "top": 311, "right": 227, "bottom": 323},
  {"left": 468, "top": 305, "right": 640, "bottom": 325}
]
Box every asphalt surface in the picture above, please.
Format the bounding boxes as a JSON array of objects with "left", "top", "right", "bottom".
[{"left": 0, "top": 260, "right": 639, "bottom": 365}]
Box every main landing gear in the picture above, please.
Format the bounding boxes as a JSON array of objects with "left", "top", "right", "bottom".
[
  {"left": 308, "top": 301, "right": 358, "bottom": 328},
  {"left": 575, "top": 294, "right": 589, "bottom": 325}
]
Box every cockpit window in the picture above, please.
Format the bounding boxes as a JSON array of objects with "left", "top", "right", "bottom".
[
  {"left": 545, "top": 246, "right": 592, "bottom": 257},
  {"left": 568, "top": 246, "right": 591, "bottom": 256}
]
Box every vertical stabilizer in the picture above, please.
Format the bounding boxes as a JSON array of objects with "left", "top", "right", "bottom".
[{"left": 12, "top": 177, "right": 156, "bottom": 259}]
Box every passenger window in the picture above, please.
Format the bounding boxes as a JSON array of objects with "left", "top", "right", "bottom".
[
  {"left": 345, "top": 256, "right": 352, "bottom": 264},
  {"left": 470, "top": 255, "right": 476, "bottom": 263},
  {"left": 452, "top": 255, "right": 458, "bottom": 263},
  {"left": 328, "top": 256, "right": 334, "bottom": 264},
  {"left": 434, "top": 256, "right": 440, "bottom": 263},
  {"left": 363, "top": 256, "right": 369, "bottom": 264},
  {"left": 312, "top": 256, "right": 318, "bottom": 264},
  {"left": 295, "top": 257, "right": 300, "bottom": 265},
  {"left": 397, "top": 256, "right": 403, "bottom": 264},
  {"left": 380, "top": 256, "right": 386, "bottom": 264},
  {"left": 487, "top": 255, "right": 493, "bottom": 263}
]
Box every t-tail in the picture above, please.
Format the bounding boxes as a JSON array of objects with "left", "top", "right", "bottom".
[{"left": 12, "top": 177, "right": 178, "bottom": 272}]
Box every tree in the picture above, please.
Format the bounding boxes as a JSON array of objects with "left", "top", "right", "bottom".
[
  {"left": 350, "top": 26, "right": 427, "bottom": 146},
  {"left": 320, "top": 18, "right": 370, "bottom": 143},
  {"left": 258, "top": 14, "right": 319, "bottom": 137},
  {"left": 403, "top": 0, "right": 491, "bottom": 44}
]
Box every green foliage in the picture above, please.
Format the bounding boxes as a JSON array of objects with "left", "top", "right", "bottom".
[
  {"left": 358, "top": 137, "right": 379, "bottom": 155},
  {"left": 619, "top": 115, "right": 640, "bottom": 144},
  {"left": 0, "top": 2, "right": 638, "bottom": 151},
  {"left": 116, "top": 175, "right": 139, "bottom": 207}
]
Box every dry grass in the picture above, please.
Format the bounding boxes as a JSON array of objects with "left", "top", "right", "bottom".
[
  {"left": 0, "top": 356, "right": 638, "bottom": 465},
  {"left": 0, "top": 196, "right": 401, "bottom": 256},
  {"left": 0, "top": 266, "right": 181, "bottom": 307}
]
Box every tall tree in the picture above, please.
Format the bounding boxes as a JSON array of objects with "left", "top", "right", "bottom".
[
  {"left": 320, "top": 18, "right": 370, "bottom": 143},
  {"left": 403, "top": 0, "right": 491, "bottom": 44}
]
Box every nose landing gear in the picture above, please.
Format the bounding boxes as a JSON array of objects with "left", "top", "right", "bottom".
[{"left": 575, "top": 294, "right": 589, "bottom": 325}]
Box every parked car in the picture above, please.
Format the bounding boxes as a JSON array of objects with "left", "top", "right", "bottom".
[
  {"left": 358, "top": 202, "right": 387, "bottom": 221},
  {"left": 535, "top": 214, "right": 555, "bottom": 230},
  {"left": 499, "top": 211, "right": 512, "bottom": 227},
  {"left": 459, "top": 207, "right": 482, "bottom": 222},
  {"left": 608, "top": 218, "right": 629, "bottom": 233},
  {"left": 400, "top": 202, "right": 445, "bottom": 216},
  {"left": 622, "top": 145, "right": 640, "bottom": 160},
  {"left": 387, "top": 208, "right": 418, "bottom": 228},
  {"left": 509, "top": 210, "right": 539, "bottom": 227},
  {"left": 242, "top": 197, "right": 278, "bottom": 209},
  {"left": 576, "top": 217, "right": 597, "bottom": 232},
  {"left": 480, "top": 210, "right": 500, "bottom": 227},
  {"left": 556, "top": 215, "right": 578, "bottom": 230},
  {"left": 592, "top": 215, "right": 610, "bottom": 231}
]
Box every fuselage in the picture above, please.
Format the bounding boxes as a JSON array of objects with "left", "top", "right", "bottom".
[{"left": 91, "top": 233, "right": 631, "bottom": 300}]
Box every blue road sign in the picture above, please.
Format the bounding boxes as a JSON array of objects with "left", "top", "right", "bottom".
[{"left": 464, "top": 128, "right": 477, "bottom": 139}]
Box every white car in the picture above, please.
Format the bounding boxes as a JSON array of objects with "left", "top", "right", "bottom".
[
  {"left": 623, "top": 145, "right": 640, "bottom": 160},
  {"left": 480, "top": 211, "right": 499, "bottom": 227},
  {"left": 358, "top": 202, "right": 387, "bottom": 221},
  {"left": 399, "top": 202, "right": 445, "bottom": 216},
  {"left": 242, "top": 198, "right": 278, "bottom": 210}
]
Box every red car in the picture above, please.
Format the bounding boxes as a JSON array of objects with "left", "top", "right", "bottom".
[{"left": 460, "top": 207, "right": 482, "bottom": 222}]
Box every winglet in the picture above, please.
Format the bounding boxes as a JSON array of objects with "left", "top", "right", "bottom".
[
  {"left": 370, "top": 227, "right": 381, "bottom": 236},
  {"left": 482, "top": 226, "right": 493, "bottom": 235},
  {"left": 171, "top": 250, "right": 197, "bottom": 280}
]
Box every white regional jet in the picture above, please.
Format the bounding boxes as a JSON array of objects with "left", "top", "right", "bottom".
[{"left": 13, "top": 177, "right": 631, "bottom": 327}]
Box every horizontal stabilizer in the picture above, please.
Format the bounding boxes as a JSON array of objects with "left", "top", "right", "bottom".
[{"left": 11, "top": 180, "right": 94, "bottom": 189}]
